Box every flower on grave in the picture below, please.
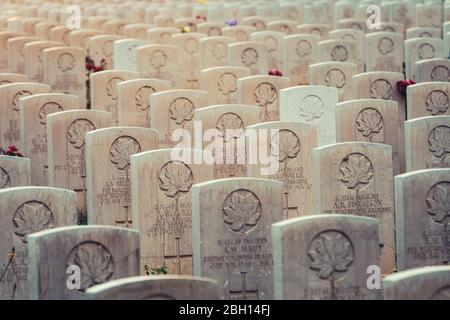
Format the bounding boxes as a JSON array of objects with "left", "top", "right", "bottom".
[
  {"left": 196, "top": 15, "right": 207, "bottom": 21},
  {"left": 268, "top": 68, "right": 283, "bottom": 77},
  {"left": 0, "top": 145, "right": 23, "bottom": 157},
  {"left": 181, "top": 26, "right": 191, "bottom": 33},
  {"left": 225, "top": 19, "right": 238, "bottom": 27},
  {"left": 396, "top": 79, "right": 416, "bottom": 96}
]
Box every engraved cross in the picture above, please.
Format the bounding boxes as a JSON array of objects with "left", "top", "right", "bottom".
[{"left": 229, "top": 271, "right": 259, "bottom": 300}]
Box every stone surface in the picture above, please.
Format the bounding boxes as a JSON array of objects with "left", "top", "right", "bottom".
[
  {"left": 309, "top": 62, "right": 357, "bottom": 101},
  {"left": 284, "top": 34, "right": 319, "bottom": 86},
  {"left": 228, "top": 41, "right": 268, "bottom": 76},
  {"left": 405, "top": 38, "right": 443, "bottom": 81},
  {"left": 0, "top": 82, "right": 50, "bottom": 148},
  {"left": 7, "top": 36, "right": 42, "bottom": 74},
  {"left": 237, "top": 75, "right": 290, "bottom": 122},
  {"left": 131, "top": 148, "right": 214, "bottom": 276},
  {"left": 24, "top": 40, "right": 63, "bottom": 83},
  {"left": 297, "top": 24, "right": 330, "bottom": 40},
  {"left": 199, "top": 36, "right": 236, "bottom": 70},
  {"left": 85, "top": 127, "right": 159, "bottom": 228},
  {"left": 113, "top": 39, "right": 150, "bottom": 72},
  {"left": 406, "top": 82, "right": 450, "bottom": 120},
  {"left": 406, "top": 27, "right": 441, "bottom": 39},
  {"left": 222, "top": 26, "right": 257, "bottom": 42},
  {"left": 365, "top": 32, "right": 403, "bottom": 73},
  {"left": 136, "top": 44, "right": 177, "bottom": 86},
  {"left": 272, "top": 214, "right": 381, "bottom": 300},
  {"left": 200, "top": 66, "right": 251, "bottom": 105},
  {"left": 28, "top": 225, "right": 140, "bottom": 300},
  {"left": 0, "top": 155, "right": 31, "bottom": 189},
  {"left": 405, "top": 116, "right": 450, "bottom": 171},
  {"left": 395, "top": 169, "right": 450, "bottom": 270},
  {"left": 280, "top": 85, "right": 338, "bottom": 146},
  {"left": 317, "top": 39, "right": 359, "bottom": 71},
  {"left": 19, "top": 93, "right": 80, "bottom": 186},
  {"left": 47, "top": 110, "right": 113, "bottom": 222},
  {"left": 414, "top": 59, "right": 450, "bottom": 83},
  {"left": 89, "top": 35, "right": 124, "bottom": 70},
  {"left": 0, "top": 186, "right": 77, "bottom": 300},
  {"left": 150, "top": 89, "right": 208, "bottom": 148},
  {"left": 383, "top": 266, "right": 450, "bottom": 300},
  {"left": 147, "top": 27, "right": 180, "bottom": 44},
  {"left": 313, "top": 142, "right": 395, "bottom": 274},
  {"left": 85, "top": 275, "right": 221, "bottom": 300},
  {"left": 0, "top": 72, "right": 28, "bottom": 85},
  {"left": 0, "top": 31, "right": 25, "bottom": 72},
  {"left": 250, "top": 31, "right": 285, "bottom": 72},
  {"left": 117, "top": 78, "right": 171, "bottom": 127},
  {"left": 192, "top": 178, "right": 284, "bottom": 300}
]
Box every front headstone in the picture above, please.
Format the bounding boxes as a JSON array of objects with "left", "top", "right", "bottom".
[
  {"left": 406, "top": 82, "right": 450, "bottom": 120},
  {"left": 272, "top": 214, "right": 381, "bottom": 300},
  {"left": 313, "top": 142, "right": 395, "bottom": 274},
  {"left": 192, "top": 178, "right": 284, "bottom": 300},
  {"left": 28, "top": 225, "right": 140, "bottom": 300},
  {"left": 0, "top": 186, "right": 77, "bottom": 300},
  {"left": 85, "top": 127, "right": 159, "bottom": 228}
]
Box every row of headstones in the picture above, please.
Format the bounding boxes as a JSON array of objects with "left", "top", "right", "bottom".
[
  {"left": 1, "top": 183, "right": 449, "bottom": 300},
  {"left": 1, "top": 0, "right": 447, "bottom": 31}
]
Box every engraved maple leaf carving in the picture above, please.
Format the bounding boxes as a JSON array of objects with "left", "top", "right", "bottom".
[
  {"left": 426, "top": 90, "right": 449, "bottom": 115},
  {"left": 241, "top": 48, "right": 258, "bottom": 67},
  {"left": 39, "top": 102, "right": 63, "bottom": 126},
  {"left": 223, "top": 190, "right": 261, "bottom": 233},
  {"left": 216, "top": 113, "right": 244, "bottom": 142},
  {"left": 158, "top": 161, "right": 193, "bottom": 199},
  {"left": 110, "top": 137, "right": 141, "bottom": 170},
  {"left": 431, "top": 66, "right": 450, "bottom": 82},
  {"left": 135, "top": 86, "right": 156, "bottom": 111},
  {"left": 212, "top": 42, "right": 227, "bottom": 61},
  {"left": 428, "top": 126, "right": 450, "bottom": 161},
  {"left": 308, "top": 231, "right": 354, "bottom": 280},
  {"left": 68, "top": 119, "right": 96, "bottom": 149},
  {"left": 339, "top": 153, "right": 374, "bottom": 191},
  {"left": 254, "top": 82, "right": 277, "bottom": 107},
  {"left": 427, "top": 182, "right": 450, "bottom": 224},
  {"left": 13, "top": 201, "right": 54, "bottom": 243},
  {"left": 72, "top": 243, "right": 114, "bottom": 291},
  {"left": 296, "top": 40, "right": 312, "bottom": 58},
  {"left": 0, "top": 167, "right": 11, "bottom": 189},
  {"left": 369, "top": 79, "right": 393, "bottom": 100},
  {"left": 418, "top": 43, "right": 435, "bottom": 60},
  {"left": 218, "top": 72, "right": 237, "bottom": 103},
  {"left": 271, "top": 130, "right": 300, "bottom": 163},
  {"left": 169, "top": 97, "right": 195, "bottom": 127},
  {"left": 356, "top": 108, "right": 383, "bottom": 142},
  {"left": 150, "top": 50, "right": 168, "bottom": 69},
  {"left": 325, "top": 69, "right": 346, "bottom": 89},
  {"left": 299, "top": 95, "right": 324, "bottom": 122},
  {"left": 331, "top": 45, "right": 348, "bottom": 62}
]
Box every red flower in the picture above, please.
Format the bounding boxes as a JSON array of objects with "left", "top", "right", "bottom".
[
  {"left": 3, "top": 145, "right": 23, "bottom": 157},
  {"left": 196, "top": 15, "right": 207, "bottom": 21},
  {"left": 268, "top": 69, "right": 283, "bottom": 77},
  {"left": 93, "top": 66, "right": 104, "bottom": 73},
  {"left": 396, "top": 79, "right": 416, "bottom": 96}
]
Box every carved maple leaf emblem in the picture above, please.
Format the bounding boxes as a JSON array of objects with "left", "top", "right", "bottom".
[
  {"left": 426, "top": 182, "right": 450, "bottom": 224},
  {"left": 68, "top": 119, "right": 96, "bottom": 149},
  {"left": 110, "top": 137, "right": 141, "bottom": 170},
  {"left": 241, "top": 48, "right": 258, "bottom": 66},
  {"left": 223, "top": 190, "right": 261, "bottom": 234},
  {"left": 428, "top": 126, "right": 450, "bottom": 159},
  {"left": 308, "top": 231, "right": 354, "bottom": 280},
  {"left": 158, "top": 161, "right": 193, "bottom": 198},
  {"left": 271, "top": 130, "right": 301, "bottom": 163},
  {"left": 72, "top": 243, "right": 114, "bottom": 291},
  {"left": 426, "top": 90, "right": 449, "bottom": 115},
  {"left": 216, "top": 113, "right": 244, "bottom": 142},
  {"left": 254, "top": 82, "right": 277, "bottom": 107},
  {"left": 356, "top": 108, "right": 383, "bottom": 141},
  {"left": 218, "top": 72, "right": 237, "bottom": 95},
  {"left": 339, "top": 153, "right": 374, "bottom": 191},
  {"left": 299, "top": 95, "right": 324, "bottom": 122},
  {"left": 169, "top": 97, "right": 195, "bottom": 126},
  {"left": 13, "top": 201, "right": 54, "bottom": 243}
]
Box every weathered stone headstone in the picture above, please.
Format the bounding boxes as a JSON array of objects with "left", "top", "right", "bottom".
[
  {"left": 415, "top": 59, "right": 450, "bottom": 83},
  {"left": 313, "top": 142, "right": 395, "bottom": 274},
  {"left": 7, "top": 36, "right": 42, "bottom": 74},
  {"left": 0, "top": 155, "right": 31, "bottom": 189},
  {"left": 47, "top": 110, "right": 113, "bottom": 222},
  {"left": 247, "top": 121, "right": 317, "bottom": 218},
  {"left": 85, "top": 275, "right": 220, "bottom": 300},
  {"left": 117, "top": 78, "right": 171, "bottom": 128},
  {"left": 395, "top": 169, "right": 450, "bottom": 271},
  {"left": 20, "top": 93, "right": 80, "bottom": 186},
  {"left": 228, "top": 41, "right": 268, "bottom": 76},
  {"left": 90, "top": 70, "right": 139, "bottom": 124},
  {"left": 28, "top": 225, "right": 140, "bottom": 300},
  {"left": 297, "top": 24, "right": 330, "bottom": 40},
  {"left": 85, "top": 127, "right": 159, "bottom": 228},
  {"left": 147, "top": 27, "right": 180, "bottom": 44},
  {"left": 222, "top": 26, "right": 257, "bottom": 42},
  {"left": 329, "top": 28, "right": 364, "bottom": 73},
  {"left": 197, "top": 22, "right": 225, "bottom": 36},
  {"left": 389, "top": 1, "right": 416, "bottom": 32},
  {"left": 0, "top": 31, "right": 25, "bottom": 72},
  {"left": 284, "top": 34, "right": 320, "bottom": 86},
  {"left": 237, "top": 75, "right": 290, "bottom": 122},
  {"left": 241, "top": 17, "right": 268, "bottom": 31},
  {"left": 124, "top": 23, "right": 153, "bottom": 40},
  {"left": 405, "top": 38, "right": 444, "bottom": 81},
  {"left": 365, "top": 32, "right": 403, "bottom": 73},
  {"left": 69, "top": 29, "right": 102, "bottom": 52},
  {"left": 250, "top": 31, "right": 285, "bottom": 72},
  {"left": 113, "top": 39, "right": 150, "bottom": 72},
  {"left": 415, "top": 3, "right": 442, "bottom": 29},
  {"left": 0, "top": 72, "right": 27, "bottom": 85},
  {"left": 317, "top": 39, "right": 359, "bottom": 71},
  {"left": 43, "top": 47, "right": 87, "bottom": 108},
  {"left": 406, "top": 27, "right": 441, "bottom": 39},
  {"left": 102, "top": 19, "right": 127, "bottom": 36},
  {"left": 405, "top": 116, "right": 450, "bottom": 171},
  {"left": 192, "top": 178, "right": 284, "bottom": 300},
  {"left": 267, "top": 20, "right": 298, "bottom": 35},
  {"left": 136, "top": 44, "right": 177, "bottom": 86},
  {"left": 24, "top": 40, "right": 63, "bottom": 83},
  {"left": 170, "top": 33, "right": 206, "bottom": 89},
  {"left": 272, "top": 214, "right": 381, "bottom": 300},
  {"left": 131, "top": 148, "right": 214, "bottom": 276},
  {"left": 383, "top": 266, "right": 450, "bottom": 300},
  {"left": 0, "top": 82, "right": 50, "bottom": 147},
  {"left": 337, "top": 18, "right": 366, "bottom": 32},
  {"left": 406, "top": 82, "right": 450, "bottom": 120},
  {"left": 200, "top": 66, "right": 251, "bottom": 105},
  {"left": 336, "top": 99, "right": 400, "bottom": 175},
  {"left": 0, "top": 186, "right": 77, "bottom": 300},
  {"left": 50, "top": 26, "right": 72, "bottom": 45},
  {"left": 199, "top": 36, "right": 236, "bottom": 70},
  {"left": 89, "top": 35, "right": 124, "bottom": 70},
  {"left": 280, "top": 85, "right": 338, "bottom": 147},
  {"left": 194, "top": 104, "right": 259, "bottom": 179},
  {"left": 309, "top": 62, "right": 357, "bottom": 101},
  {"left": 150, "top": 89, "right": 208, "bottom": 148}
]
